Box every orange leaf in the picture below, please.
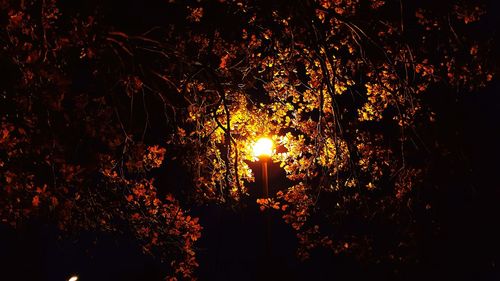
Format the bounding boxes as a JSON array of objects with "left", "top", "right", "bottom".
[{"left": 32, "top": 195, "right": 40, "bottom": 207}]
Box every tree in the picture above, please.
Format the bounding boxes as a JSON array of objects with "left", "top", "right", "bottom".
[{"left": 0, "top": 0, "right": 495, "bottom": 279}]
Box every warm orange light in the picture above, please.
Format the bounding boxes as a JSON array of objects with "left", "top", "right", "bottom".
[
  {"left": 68, "top": 276, "right": 78, "bottom": 281},
  {"left": 253, "top": 137, "right": 273, "bottom": 158}
]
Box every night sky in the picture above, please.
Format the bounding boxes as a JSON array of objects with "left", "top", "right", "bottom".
[{"left": 1, "top": 0, "right": 500, "bottom": 280}]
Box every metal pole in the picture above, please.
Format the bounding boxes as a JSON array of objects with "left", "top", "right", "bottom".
[
  {"left": 261, "top": 159, "right": 269, "bottom": 198},
  {"left": 260, "top": 157, "right": 271, "bottom": 273}
]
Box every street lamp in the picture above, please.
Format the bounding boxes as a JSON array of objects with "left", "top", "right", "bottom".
[
  {"left": 253, "top": 137, "right": 273, "bottom": 198},
  {"left": 253, "top": 137, "right": 274, "bottom": 275}
]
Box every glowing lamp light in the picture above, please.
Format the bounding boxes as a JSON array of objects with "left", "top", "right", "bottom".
[
  {"left": 68, "top": 276, "right": 78, "bottom": 281},
  {"left": 253, "top": 137, "right": 273, "bottom": 159}
]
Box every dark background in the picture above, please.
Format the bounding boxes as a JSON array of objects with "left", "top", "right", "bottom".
[{"left": 1, "top": 0, "right": 500, "bottom": 280}]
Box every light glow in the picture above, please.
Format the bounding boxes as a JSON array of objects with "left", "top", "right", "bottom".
[
  {"left": 68, "top": 276, "right": 78, "bottom": 281},
  {"left": 253, "top": 137, "right": 273, "bottom": 158}
]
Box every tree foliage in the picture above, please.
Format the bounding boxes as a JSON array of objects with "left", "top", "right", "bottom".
[{"left": 0, "top": 0, "right": 495, "bottom": 279}]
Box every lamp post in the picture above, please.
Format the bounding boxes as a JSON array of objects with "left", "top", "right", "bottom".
[
  {"left": 252, "top": 137, "right": 273, "bottom": 198},
  {"left": 253, "top": 137, "right": 273, "bottom": 276}
]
